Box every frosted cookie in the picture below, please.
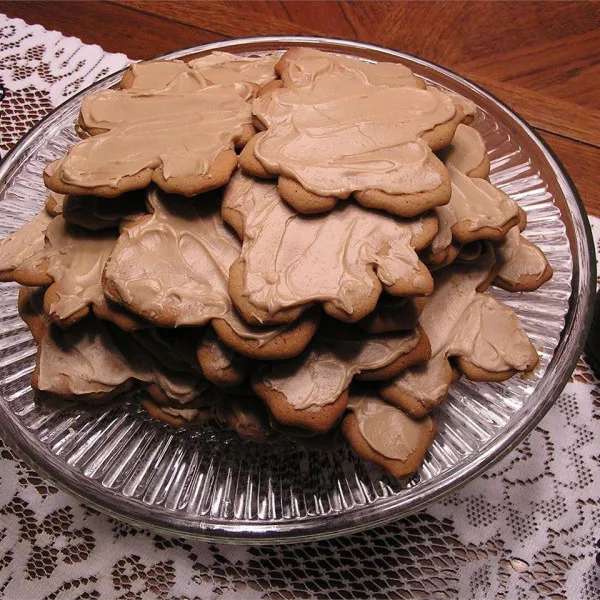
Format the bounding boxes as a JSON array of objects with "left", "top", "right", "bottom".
[
  {"left": 341, "top": 390, "right": 436, "bottom": 479},
  {"left": 215, "top": 388, "right": 278, "bottom": 443},
  {"left": 103, "top": 187, "right": 319, "bottom": 358},
  {"left": 223, "top": 171, "right": 436, "bottom": 326},
  {"left": 252, "top": 325, "right": 429, "bottom": 433},
  {"left": 0, "top": 206, "right": 54, "bottom": 282},
  {"left": 188, "top": 51, "right": 279, "bottom": 86},
  {"left": 141, "top": 393, "right": 215, "bottom": 428},
  {"left": 437, "top": 123, "right": 490, "bottom": 179},
  {"left": 239, "top": 48, "right": 477, "bottom": 217},
  {"left": 19, "top": 287, "right": 139, "bottom": 402},
  {"left": 12, "top": 216, "right": 146, "bottom": 331},
  {"left": 425, "top": 124, "right": 520, "bottom": 267},
  {"left": 44, "top": 60, "right": 257, "bottom": 198},
  {"left": 493, "top": 226, "right": 553, "bottom": 291},
  {"left": 196, "top": 329, "right": 250, "bottom": 387},
  {"left": 379, "top": 250, "right": 539, "bottom": 418}
]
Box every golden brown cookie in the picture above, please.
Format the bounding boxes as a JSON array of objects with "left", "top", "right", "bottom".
[
  {"left": 424, "top": 124, "right": 520, "bottom": 267},
  {"left": 0, "top": 208, "right": 53, "bottom": 282},
  {"left": 239, "top": 48, "right": 478, "bottom": 218},
  {"left": 493, "top": 226, "right": 553, "bottom": 292},
  {"left": 342, "top": 389, "right": 436, "bottom": 479},
  {"left": 252, "top": 324, "right": 429, "bottom": 433},
  {"left": 44, "top": 60, "right": 257, "bottom": 198},
  {"left": 12, "top": 215, "right": 146, "bottom": 331},
  {"left": 223, "top": 170, "right": 437, "bottom": 326},
  {"left": 379, "top": 249, "right": 539, "bottom": 418},
  {"left": 103, "top": 187, "right": 320, "bottom": 359}
]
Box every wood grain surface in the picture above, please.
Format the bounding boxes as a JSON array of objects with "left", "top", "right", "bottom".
[{"left": 2, "top": 1, "right": 599, "bottom": 215}]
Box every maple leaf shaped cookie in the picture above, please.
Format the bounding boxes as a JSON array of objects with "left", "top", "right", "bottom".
[
  {"left": 103, "top": 187, "right": 319, "bottom": 360},
  {"left": 239, "top": 48, "right": 475, "bottom": 217},
  {"left": 223, "top": 170, "right": 436, "bottom": 326},
  {"left": 379, "top": 248, "right": 539, "bottom": 418},
  {"left": 44, "top": 60, "right": 257, "bottom": 198},
  {"left": 252, "top": 323, "right": 430, "bottom": 433}
]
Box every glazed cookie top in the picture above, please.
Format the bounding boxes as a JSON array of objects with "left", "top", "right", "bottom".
[
  {"left": 20, "top": 216, "right": 117, "bottom": 322},
  {"left": 276, "top": 47, "right": 423, "bottom": 89},
  {"left": 494, "top": 226, "right": 550, "bottom": 287},
  {"left": 188, "top": 51, "right": 279, "bottom": 86},
  {"left": 0, "top": 208, "right": 52, "bottom": 277},
  {"left": 36, "top": 319, "right": 140, "bottom": 396},
  {"left": 430, "top": 125, "right": 519, "bottom": 253},
  {"left": 441, "top": 123, "right": 487, "bottom": 175},
  {"left": 259, "top": 328, "right": 422, "bottom": 410},
  {"left": 44, "top": 60, "right": 255, "bottom": 193},
  {"left": 223, "top": 171, "right": 435, "bottom": 320},
  {"left": 389, "top": 251, "right": 538, "bottom": 408},
  {"left": 251, "top": 59, "right": 456, "bottom": 198},
  {"left": 104, "top": 187, "right": 288, "bottom": 342},
  {"left": 346, "top": 392, "right": 434, "bottom": 461}
]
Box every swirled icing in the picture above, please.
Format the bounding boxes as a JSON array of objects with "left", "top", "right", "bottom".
[
  {"left": 0, "top": 209, "right": 52, "bottom": 276},
  {"left": 45, "top": 61, "right": 254, "bottom": 190},
  {"left": 347, "top": 392, "right": 434, "bottom": 460},
  {"left": 252, "top": 75, "right": 455, "bottom": 197},
  {"left": 223, "top": 171, "right": 432, "bottom": 318},
  {"left": 39, "top": 216, "right": 118, "bottom": 321},
  {"left": 430, "top": 125, "right": 519, "bottom": 254},
  {"left": 188, "top": 51, "right": 279, "bottom": 86},
  {"left": 104, "top": 187, "right": 288, "bottom": 342}
]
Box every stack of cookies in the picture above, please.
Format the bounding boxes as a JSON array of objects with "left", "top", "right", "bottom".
[{"left": 0, "top": 48, "right": 553, "bottom": 479}]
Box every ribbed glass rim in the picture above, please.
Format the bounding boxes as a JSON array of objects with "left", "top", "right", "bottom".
[{"left": 0, "top": 36, "right": 595, "bottom": 544}]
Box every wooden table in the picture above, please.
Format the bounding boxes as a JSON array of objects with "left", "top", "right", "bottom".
[{"left": 3, "top": 0, "right": 599, "bottom": 217}]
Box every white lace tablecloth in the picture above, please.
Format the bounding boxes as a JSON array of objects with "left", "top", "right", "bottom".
[{"left": 1, "top": 15, "right": 599, "bottom": 600}]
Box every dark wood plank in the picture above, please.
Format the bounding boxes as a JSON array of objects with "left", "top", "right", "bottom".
[
  {"left": 109, "top": 1, "right": 327, "bottom": 38},
  {"left": 464, "top": 76, "right": 600, "bottom": 148},
  {"left": 540, "top": 132, "right": 600, "bottom": 216},
  {"left": 462, "top": 30, "right": 600, "bottom": 111},
  {"left": 0, "top": 1, "right": 224, "bottom": 60}
]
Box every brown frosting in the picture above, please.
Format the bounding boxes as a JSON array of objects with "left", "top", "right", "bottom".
[
  {"left": 252, "top": 71, "right": 455, "bottom": 197},
  {"left": 447, "top": 165, "right": 519, "bottom": 234},
  {"left": 36, "top": 216, "right": 117, "bottom": 321},
  {"left": 430, "top": 125, "right": 518, "bottom": 254},
  {"left": 188, "top": 51, "right": 279, "bottom": 86},
  {"left": 45, "top": 60, "right": 254, "bottom": 191},
  {"left": 442, "top": 123, "right": 486, "bottom": 174},
  {"left": 36, "top": 318, "right": 140, "bottom": 397},
  {"left": 261, "top": 328, "right": 421, "bottom": 410},
  {"left": 104, "top": 187, "right": 287, "bottom": 343},
  {"left": 223, "top": 171, "right": 433, "bottom": 317},
  {"left": 121, "top": 60, "right": 210, "bottom": 91},
  {"left": 495, "top": 226, "right": 550, "bottom": 286},
  {"left": 389, "top": 252, "right": 538, "bottom": 410},
  {"left": 279, "top": 47, "right": 422, "bottom": 89},
  {"left": 347, "top": 392, "right": 434, "bottom": 460},
  {"left": 0, "top": 209, "right": 52, "bottom": 276}
]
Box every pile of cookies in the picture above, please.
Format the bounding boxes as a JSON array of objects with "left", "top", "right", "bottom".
[{"left": 0, "top": 48, "right": 553, "bottom": 479}]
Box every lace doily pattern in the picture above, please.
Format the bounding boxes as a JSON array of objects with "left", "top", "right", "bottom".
[
  {"left": 0, "top": 15, "right": 127, "bottom": 155},
  {"left": 0, "top": 13, "right": 598, "bottom": 600}
]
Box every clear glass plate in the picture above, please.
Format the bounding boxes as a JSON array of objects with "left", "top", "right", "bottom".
[{"left": 0, "top": 37, "right": 595, "bottom": 544}]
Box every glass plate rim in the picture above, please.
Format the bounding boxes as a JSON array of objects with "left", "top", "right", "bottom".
[{"left": 0, "top": 35, "right": 595, "bottom": 544}]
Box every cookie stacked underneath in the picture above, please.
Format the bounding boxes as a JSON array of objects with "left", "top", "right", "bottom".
[{"left": 0, "top": 49, "right": 552, "bottom": 479}]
